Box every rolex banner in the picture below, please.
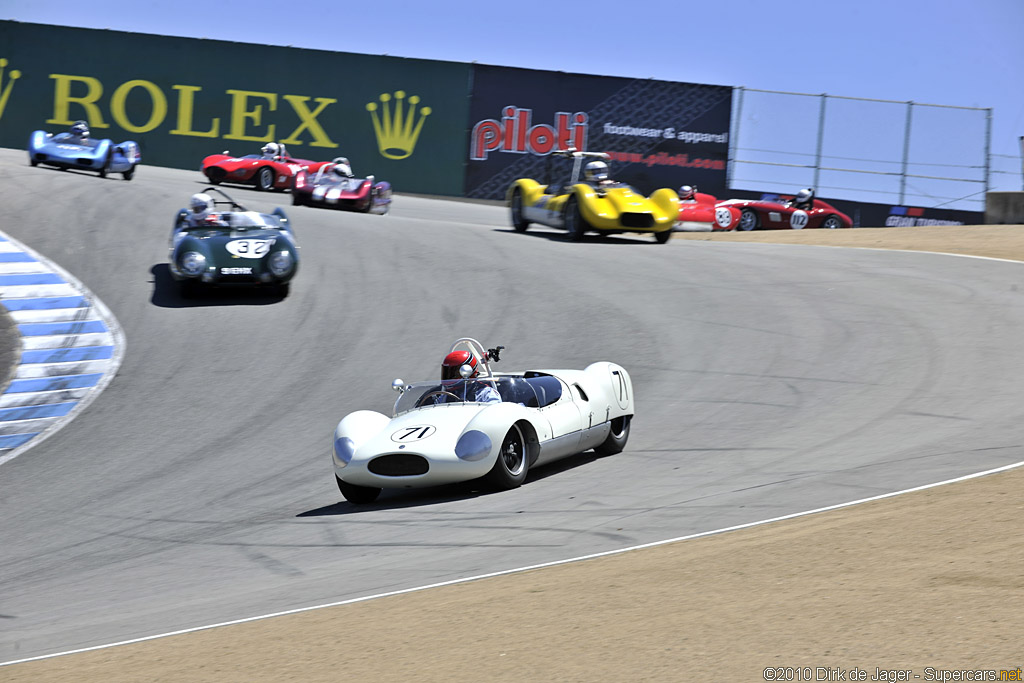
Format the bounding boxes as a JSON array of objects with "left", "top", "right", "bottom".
[
  {"left": 464, "top": 65, "right": 733, "bottom": 200},
  {"left": 0, "top": 22, "right": 471, "bottom": 196}
]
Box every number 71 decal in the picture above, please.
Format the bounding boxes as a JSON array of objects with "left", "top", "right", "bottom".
[{"left": 391, "top": 425, "right": 436, "bottom": 442}]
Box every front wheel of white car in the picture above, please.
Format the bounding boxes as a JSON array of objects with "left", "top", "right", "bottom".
[
  {"left": 594, "top": 415, "right": 631, "bottom": 456},
  {"left": 485, "top": 424, "right": 529, "bottom": 489},
  {"left": 336, "top": 476, "right": 381, "bottom": 504}
]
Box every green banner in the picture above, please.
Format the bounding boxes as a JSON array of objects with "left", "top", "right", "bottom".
[{"left": 0, "top": 21, "right": 470, "bottom": 195}]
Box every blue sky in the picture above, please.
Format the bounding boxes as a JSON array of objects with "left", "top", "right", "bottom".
[{"left": 3, "top": 0, "right": 1022, "bottom": 207}]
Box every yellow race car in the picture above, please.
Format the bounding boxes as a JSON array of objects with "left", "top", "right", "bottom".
[{"left": 506, "top": 150, "right": 680, "bottom": 244}]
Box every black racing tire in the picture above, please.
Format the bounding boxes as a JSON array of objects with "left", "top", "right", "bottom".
[
  {"left": 98, "top": 150, "right": 111, "bottom": 179},
  {"left": 485, "top": 424, "right": 529, "bottom": 490},
  {"left": 205, "top": 167, "right": 224, "bottom": 185},
  {"left": 336, "top": 476, "right": 381, "bottom": 504},
  {"left": 822, "top": 215, "right": 844, "bottom": 230},
  {"left": 654, "top": 229, "right": 672, "bottom": 244},
  {"left": 360, "top": 191, "right": 375, "bottom": 213},
  {"left": 122, "top": 165, "right": 135, "bottom": 181},
  {"left": 291, "top": 192, "right": 303, "bottom": 207},
  {"left": 564, "top": 195, "right": 586, "bottom": 242},
  {"left": 276, "top": 282, "right": 291, "bottom": 299},
  {"left": 738, "top": 208, "right": 758, "bottom": 231},
  {"left": 594, "top": 415, "right": 631, "bottom": 456},
  {"left": 510, "top": 189, "right": 530, "bottom": 232},
  {"left": 29, "top": 158, "right": 38, "bottom": 167},
  {"left": 255, "top": 166, "right": 275, "bottom": 191}
]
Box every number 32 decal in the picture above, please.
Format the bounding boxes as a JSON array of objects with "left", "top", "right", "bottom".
[{"left": 226, "top": 239, "right": 272, "bottom": 258}]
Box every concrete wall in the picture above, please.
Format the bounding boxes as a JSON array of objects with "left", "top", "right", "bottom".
[{"left": 985, "top": 192, "right": 1024, "bottom": 224}]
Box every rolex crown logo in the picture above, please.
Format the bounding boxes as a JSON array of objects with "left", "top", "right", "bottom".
[
  {"left": 366, "top": 91, "right": 431, "bottom": 160},
  {"left": 0, "top": 58, "right": 21, "bottom": 122}
]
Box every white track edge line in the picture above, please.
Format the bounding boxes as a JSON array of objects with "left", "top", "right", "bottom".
[{"left": 3, "top": 459, "right": 1022, "bottom": 668}]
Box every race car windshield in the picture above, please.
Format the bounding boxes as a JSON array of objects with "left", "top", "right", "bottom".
[
  {"left": 393, "top": 377, "right": 562, "bottom": 415},
  {"left": 54, "top": 133, "right": 98, "bottom": 148},
  {"left": 225, "top": 212, "right": 272, "bottom": 229}
]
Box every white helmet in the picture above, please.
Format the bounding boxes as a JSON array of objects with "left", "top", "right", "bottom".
[
  {"left": 331, "top": 161, "right": 353, "bottom": 178},
  {"left": 70, "top": 120, "right": 89, "bottom": 139},
  {"left": 261, "top": 142, "right": 280, "bottom": 158},
  {"left": 794, "top": 188, "right": 814, "bottom": 205},
  {"left": 679, "top": 185, "right": 696, "bottom": 200},
  {"left": 190, "top": 193, "right": 213, "bottom": 215},
  {"left": 584, "top": 160, "right": 609, "bottom": 183}
]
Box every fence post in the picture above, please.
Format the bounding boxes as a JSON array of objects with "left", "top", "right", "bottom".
[
  {"left": 728, "top": 86, "right": 744, "bottom": 190},
  {"left": 983, "top": 107, "right": 992, "bottom": 198},
  {"left": 814, "top": 93, "right": 827, "bottom": 192},
  {"left": 1020, "top": 136, "right": 1024, "bottom": 191},
  {"left": 899, "top": 101, "right": 914, "bottom": 205}
]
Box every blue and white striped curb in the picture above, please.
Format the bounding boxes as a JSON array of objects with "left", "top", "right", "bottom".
[{"left": 0, "top": 231, "right": 125, "bottom": 467}]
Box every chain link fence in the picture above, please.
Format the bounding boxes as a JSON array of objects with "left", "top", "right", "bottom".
[{"left": 727, "top": 88, "right": 1015, "bottom": 212}]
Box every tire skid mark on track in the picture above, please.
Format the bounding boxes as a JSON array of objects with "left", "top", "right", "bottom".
[{"left": 0, "top": 230, "right": 124, "bottom": 466}]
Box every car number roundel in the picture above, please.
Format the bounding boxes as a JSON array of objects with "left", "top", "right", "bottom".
[
  {"left": 225, "top": 239, "right": 272, "bottom": 258},
  {"left": 391, "top": 425, "right": 436, "bottom": 442},
  {"left": 790, "top": 210, "right": 809, "bottom": 229},
  {"left": 715, "top": 207, "right": 734, "bottom": 228}
]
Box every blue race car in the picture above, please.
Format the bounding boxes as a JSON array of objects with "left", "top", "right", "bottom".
[{"left": 28, "top": 121, "right": 141, "bottom": 180}]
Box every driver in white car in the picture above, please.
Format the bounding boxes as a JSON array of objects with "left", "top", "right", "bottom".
[{"left": 435, "top": 350, "right": 500, "bottom": 403}]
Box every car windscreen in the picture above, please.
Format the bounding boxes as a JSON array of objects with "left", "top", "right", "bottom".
[
  {"left": 224, "top": 212, "right": 273, "bottom": 229},
  {"left": 394, "top": 377, "right": 563, "bottom": 415},
  {"left": 52, "top": 134, "right": 98, "bottom": 148}
]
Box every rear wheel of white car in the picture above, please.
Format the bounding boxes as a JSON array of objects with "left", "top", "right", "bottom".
[
  {"left": 594, "top": 415, "right": 631, "bottom": 456},
  {"left": 564, "top": 196, "right": 586, "bottom": 242},
  {"left": 337, "top": 476, "right": 381, "bottom": 504},
  {"left": 256, "top": 166, "right": 275, "bottom": 191},
  {"left": 510, "top": 189, "right": 530, "bottom": 232},
  {"left": 739, "top": 208, "right": 758, "bottom": 231},
  {"left": 486, "top": 424, "right": 529, "bottom": 489}
]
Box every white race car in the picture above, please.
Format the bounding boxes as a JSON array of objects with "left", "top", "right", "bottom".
[{"left": 332, "top": 338, "right": 634, "bottom": 503}]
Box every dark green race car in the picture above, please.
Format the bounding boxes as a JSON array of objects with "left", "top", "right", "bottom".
[{"left": 169, "top": 187, "right": 299, "bottom": 298}]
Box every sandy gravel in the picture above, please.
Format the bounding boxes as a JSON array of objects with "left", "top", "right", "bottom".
[{"left": 5, "top": 225, "right": 1024, "bottom": 682}]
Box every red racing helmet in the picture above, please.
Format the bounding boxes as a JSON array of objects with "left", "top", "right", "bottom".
[{"left": 442, "top": 350, "right": 478, "bottom": 381}]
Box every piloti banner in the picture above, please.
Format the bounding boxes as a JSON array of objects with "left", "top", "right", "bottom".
[
  {"left": 465, "top": 65, "right": 733, "bottom": 200},
  {"left": 0, "top": 21, "right": 471, "bottom": 196}
]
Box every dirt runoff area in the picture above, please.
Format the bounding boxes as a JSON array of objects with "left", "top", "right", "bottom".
[{"left": 7, "top": 225, "right": 1024, "bottom": 683}]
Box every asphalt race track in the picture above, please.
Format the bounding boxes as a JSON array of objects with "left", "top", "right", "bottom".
[{"left": 2, "top": 146, "right": 1024, "bottom": 662}]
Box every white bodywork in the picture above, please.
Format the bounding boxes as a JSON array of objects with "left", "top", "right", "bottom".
[{"left": 333, "top": 339, "right": 633, "bottom": 495}]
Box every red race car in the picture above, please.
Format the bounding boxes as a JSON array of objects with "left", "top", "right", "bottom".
[
  {"left": 292, "top": 158, "right": 392, "bottom": 214},
  {"left": 201, "top": 142, "right": 332, "bottom": 192},
  {"left": 717, "top": 189, "right": 852, "bottom": 231},
  {"left": 676, "top": 185, "right": 741, "bottom": 231}
]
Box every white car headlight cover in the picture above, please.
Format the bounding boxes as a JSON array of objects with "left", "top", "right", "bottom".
[
  {"left": 180, "top": 251, "right": 206, "bottom": 276},
  {"left": 334, "top": 436, "right": 355, "bottom": 467},
  {"left": 455, "top": 430, "right": 491, "bottom": 462}
]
